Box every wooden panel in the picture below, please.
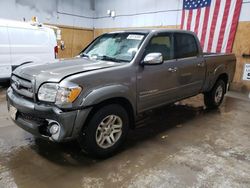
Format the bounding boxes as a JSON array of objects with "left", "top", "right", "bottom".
[
  {"left": 57, "top": 27, "right": 74, "bottom": 58},
  {"left": 56, "top": 26, "right": 94, "bottom": 59},
  {"left": 231, "top": 21, "right": 250, "bottom": 92},
  {"left": 94, "top": 28, "right": 124, "bottom": 38},
  {"left": 72, "top": 29, "right": 93, "bottom": 57}
]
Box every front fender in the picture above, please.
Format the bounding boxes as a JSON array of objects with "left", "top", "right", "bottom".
[{"left": 81, "top": 84, "right": 136, "bottom": 111}]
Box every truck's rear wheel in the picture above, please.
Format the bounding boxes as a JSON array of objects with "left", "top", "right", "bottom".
[
  {"left": 204, "top": 79, "right": 226, "bottom": 109},
  {"left": 78, "top": 104, "right": 129, "bottom": 158}
]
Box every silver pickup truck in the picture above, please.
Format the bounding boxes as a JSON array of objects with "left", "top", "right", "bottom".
[{"left": 7, "top": 29, "right": 236, "bottom": 157}]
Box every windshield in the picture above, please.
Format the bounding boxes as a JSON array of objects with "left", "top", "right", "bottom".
[{"left": 81, "top": 33, "right": 146, "bottom": 62}]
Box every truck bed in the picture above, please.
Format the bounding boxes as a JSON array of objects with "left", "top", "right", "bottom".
[{"left": 202, "top": 53, "right": 236, "bottom": 92}]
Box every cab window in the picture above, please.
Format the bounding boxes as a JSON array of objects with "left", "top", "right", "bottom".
[
  {"left": 145, "top": 34, "right": 173, "bottom": 61},
  {"left": 174, "top": 33, "right": 198, "bottom": 59}
]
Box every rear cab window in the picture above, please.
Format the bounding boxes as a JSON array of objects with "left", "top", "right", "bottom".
[{"left": 174, "top": 33, "right": 199, "bottom": 59}]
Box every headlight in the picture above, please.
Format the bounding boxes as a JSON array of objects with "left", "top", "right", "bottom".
[
  {"left": 38, "top": 83, "right": 58, "bottom": 102},
  {"left": 38, "top": 83, "right": 82, "bottom": 105},
  {"left": 55, "top": 85, "right": 82, "bottom": 105}
]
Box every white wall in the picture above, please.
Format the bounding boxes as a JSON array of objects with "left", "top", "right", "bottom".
[
  {"left": 239, "top": 0, "right": 250, "bottom": 21},
  {"left": 0, "top": 0, "right": 249, "bottom": 29},
  {"left": 94, "top": 0, "right": 182, "bottom": 28},
  {"left": 0, "top": 0, "right": 94, "bottom": 28},
  {"left": 94, "top": 0, "right": 250, "bottom": 29}
]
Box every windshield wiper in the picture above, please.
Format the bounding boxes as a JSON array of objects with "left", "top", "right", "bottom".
[
  {"left": 100, "top": 55, "right": 129, "bottom": 63},
  {"left": 80, "top": 53, "right": 89, "bottom": 58}
]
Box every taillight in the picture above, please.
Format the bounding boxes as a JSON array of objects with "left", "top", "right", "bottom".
[{"left": 54, "top": 46, "right": 58, "bottom": 59}]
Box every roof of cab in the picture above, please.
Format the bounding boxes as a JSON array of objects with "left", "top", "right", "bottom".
[{"left": 108, "top": 28, "right": 196, "bottom": 35}]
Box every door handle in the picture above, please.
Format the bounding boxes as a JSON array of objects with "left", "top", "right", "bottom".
[
  {"left": 197, "top": 62, "right": 205, "bottom": 67},
  {"left": 168, "top": 67, "right": 178, "bottom": 72}
]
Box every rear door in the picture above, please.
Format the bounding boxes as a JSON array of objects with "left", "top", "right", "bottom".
[
  {"left": 173, "top": 33, "right": 206, "bottom": 97},
  {"left": 0, "top": 25, "right": 11, "bottom": 78}
]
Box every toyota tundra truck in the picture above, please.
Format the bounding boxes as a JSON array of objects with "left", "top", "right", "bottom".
[{"left": 7, "top": 29, "right": 236, "bottom": 157}]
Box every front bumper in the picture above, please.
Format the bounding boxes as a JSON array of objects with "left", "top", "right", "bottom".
[{"left": 6, "top": 87, "right": 92, "bottom": 142}]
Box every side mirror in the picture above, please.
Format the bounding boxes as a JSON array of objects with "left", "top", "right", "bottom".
[{"left": 143, "top": 53, "right": 163, "bottom": 65}]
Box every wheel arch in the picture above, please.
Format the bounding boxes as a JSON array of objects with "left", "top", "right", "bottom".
[
  {"left": 217, "top": 73, "right": 228, "bottom": 85},
  {"left": 83, "top": 97, "right": 136, "bottom": 130},
  {"left": 206, "top": 72, "right": 229, "bottom": 93},
  {"left": 213, "top": 73, "right": 229, "bottom": 93}
]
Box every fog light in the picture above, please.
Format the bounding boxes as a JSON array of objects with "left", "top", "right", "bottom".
[{"left": 49, "top": 123, "right": 59, "bottom": 135}]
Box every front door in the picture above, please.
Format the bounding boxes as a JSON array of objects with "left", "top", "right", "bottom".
[{"left": 137, "top": 33, "right": 180, "bottom": 112}]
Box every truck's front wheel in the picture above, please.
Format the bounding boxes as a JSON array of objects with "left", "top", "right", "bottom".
[
  {"left": 78, "top": 104, "right": 129, "bottom": 158},
  {"left": 204, "top": 79, "right": 226, "bottom": 109}
]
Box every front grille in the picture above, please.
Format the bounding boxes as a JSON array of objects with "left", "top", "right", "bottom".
[
  {"left": 19, "top": 112, "right": 46, "bottom": 124},
  {"left": 11, "top": 75, "right": 34, "bottom": 99},
  {"left": 18, "top": 112, "right": 51, "bottom": 137}
]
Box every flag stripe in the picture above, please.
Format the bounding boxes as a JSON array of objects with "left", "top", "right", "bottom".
[
  {"left": 181, "top": 10, "right": 185, "bottom": 29},
  {"left": 187, "top": 10, "right": 193, "bottom": 30},
  {"left": 211, "top": 0, "right": 227, "bottom": 52},
  {"left": 203, "top": 0, "right": 217, "bottom": 52},
  {"left": 194, "top": 8, "right": 201, "bottom": 35},
  {"left": 200, "top": 7, "right": 210, "bottom": 50},
  {"left": 207, "top": 0, "right": 221, "bottom": 52},
  {"left": 216, "top": 0, "right": 231, "bottom": 52},
  {"left": 183, "top": 10, "right": 189, "bottom": 30},
  {"left": 197, "top": 8, "right": 205, "bottom": 40},
  {"left": 226, "top": 0, "right": 242, "bottom": 52},
  {"left": 190, "top": 9, "right": 197, "bottom": 32},
  {"left": 221, "top": 1, "right": 237, "bottom": 53}
]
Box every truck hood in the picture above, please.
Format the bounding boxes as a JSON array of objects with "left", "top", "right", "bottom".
[{"left": 13, "top": 57, "right": 123, "bottom": 83}]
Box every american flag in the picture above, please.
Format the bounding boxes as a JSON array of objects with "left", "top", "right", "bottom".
[{"left": 181, "top": 0, "right": 242, "bottom": 53}]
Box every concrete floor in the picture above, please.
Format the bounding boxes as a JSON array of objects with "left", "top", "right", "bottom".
[{"left": 0, "top": 86, "right": 249, "bottom": 188}]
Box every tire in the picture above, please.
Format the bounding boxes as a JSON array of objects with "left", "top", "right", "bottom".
[
  {"left": 78, "top": 104, "right": 129, "bottom": 158},
  {"left": 204, "top": 79, "right": 226, "bottom": 109}
]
